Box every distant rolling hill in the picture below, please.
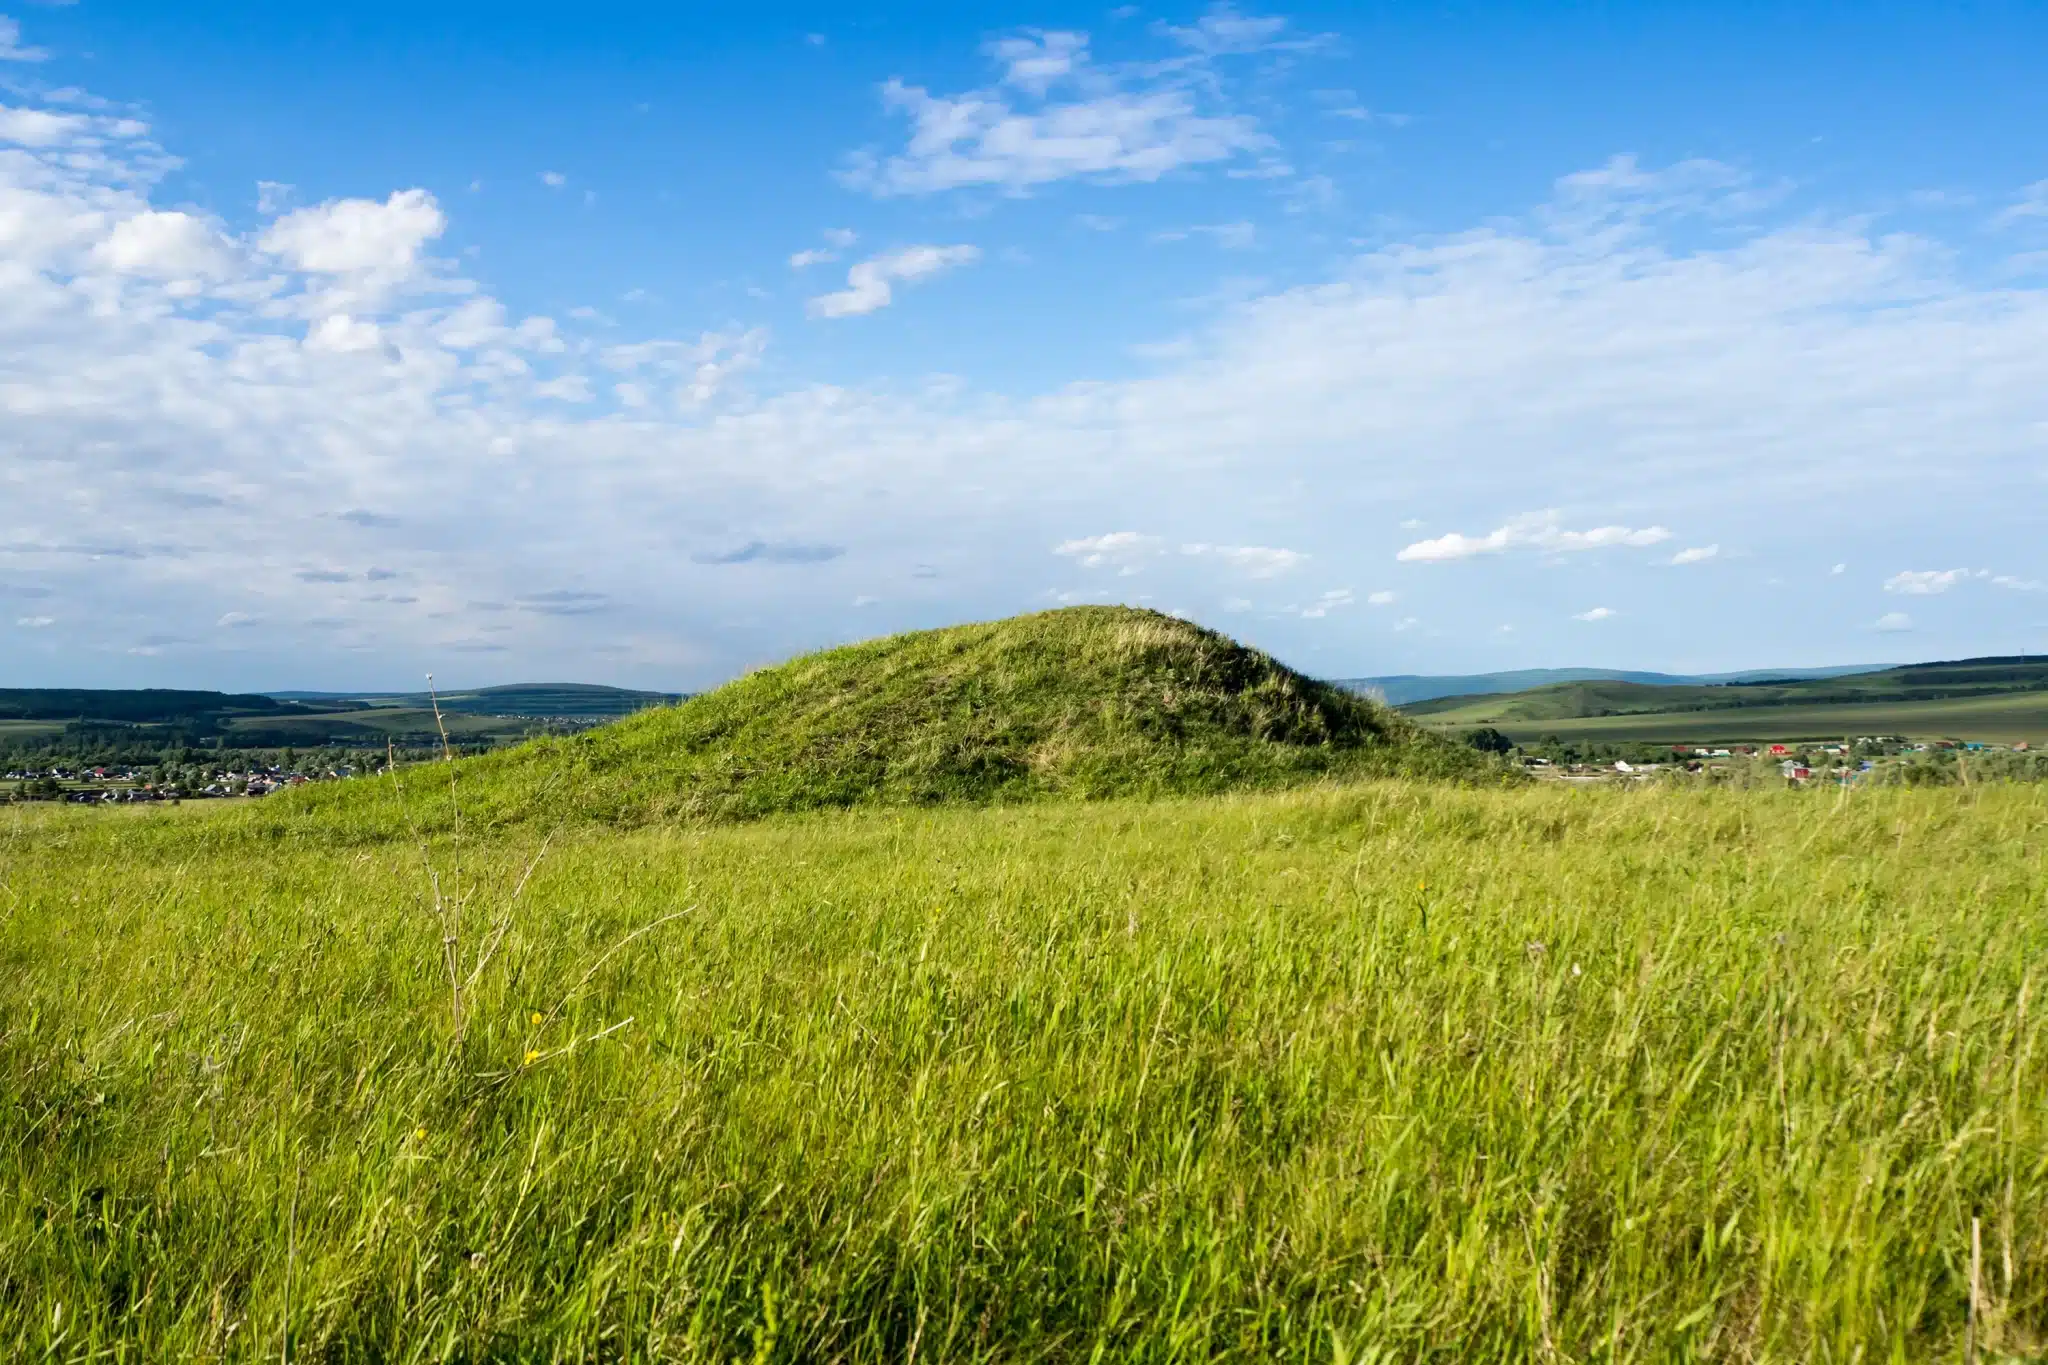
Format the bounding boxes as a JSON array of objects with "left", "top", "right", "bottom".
[
  {"left": 1401, "top": 655, "right": 2048, "bottom": 745},
  {"left": 1338, "top": 664, "right": 1891, "bottom": 707},
  {"left": 267, "top": 683, "right": 684, "bottom": 719}
]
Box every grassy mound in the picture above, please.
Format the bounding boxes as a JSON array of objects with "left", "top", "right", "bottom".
[{"left": 285, "top": 606, "right": 1506, "bottom": 831}]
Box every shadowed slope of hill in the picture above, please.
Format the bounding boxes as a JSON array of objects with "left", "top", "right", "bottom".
[{"left": 277, "top": 607, "right": 1509, "bottom": 833}]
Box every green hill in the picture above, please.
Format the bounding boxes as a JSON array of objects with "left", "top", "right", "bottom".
[{"left": 279, "top": 606, "right": 1505, "bottom": 831}]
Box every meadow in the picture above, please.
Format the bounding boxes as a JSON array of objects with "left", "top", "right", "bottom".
[{"left": 4, "top": 778, "right": 2044, "bottom": 1361}]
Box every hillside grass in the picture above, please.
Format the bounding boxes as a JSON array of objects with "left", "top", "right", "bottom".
[
  {"left": 270, "top": 607, "right": 1500, "bottom": 837},
  {"left": 4, "top": 779, "right": 2045, "bottom": 1361}
]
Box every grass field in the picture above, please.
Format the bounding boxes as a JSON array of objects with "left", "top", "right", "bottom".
[
  {"left": 4, "top": 778, "right": 2044, "bottom": 1360},
  {"left": 1423, "top": 688, "right": 2048, "bottom": 746}
]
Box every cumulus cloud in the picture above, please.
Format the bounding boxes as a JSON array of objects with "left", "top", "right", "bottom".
[
  {"left": 1397, "top": 513, "right": 1672, "bottom": 563},
  {"left": 808, "top": 245, "right": 979, "bottom": 317},
  {"left": 258, "top": 189, "right": 446, "bottom": 274},
  {"left": 1366, "top": 590, "right": 1396, "bottom": 606},
  {"left": 1671, "top": 544, "right": 1719, "bottom": 565},
  {"left": 92, "top": 210, "right": 232, "bottom": 279},
  {"left": 1574, "top": 606, "right": 1616, "bottom": 621}
]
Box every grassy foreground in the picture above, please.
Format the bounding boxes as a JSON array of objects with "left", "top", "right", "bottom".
[{"left": 4, "top": 781, "right": 2046, "bottom": 1361}]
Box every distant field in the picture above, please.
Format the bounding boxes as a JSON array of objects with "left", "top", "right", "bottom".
[
  {"left": 0, "top": 719, "right": 63, "bottom": 740},
  {"left": 1425, "top": 688, "right": 2048, "bottom": 744},
  {"left": 220, "top": 707, "right": 536, "bottom": 743}
]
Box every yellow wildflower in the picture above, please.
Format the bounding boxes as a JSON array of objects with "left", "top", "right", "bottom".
[
  {"left": 530, "top": 1010, "right": 543, "bottom": 1026},
  {"left": 523, "top": 1049, "right": 541, "bottom": 1066}
]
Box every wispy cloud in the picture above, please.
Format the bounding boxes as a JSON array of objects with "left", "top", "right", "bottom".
[
  {"left": 692, "top": 541, "right": 846, "bottom": 565},
  {"left": 0, "top": 16, "right": 49, "bottom": 62},
  {"left": 1875, "top": 612, "right": 1913, "bottom": 632},
  {"left": 1574, "top": 606, "right": 1616, "bottom": 622},
  {"left": 808, "top": 244, "right": 979, "bottom": 317},
  {"left": 1885, "top": 568, "right": 1976, "bottom": 595},
  {"left": 839, "top": 13, "right": 1315, "bottom": 196},
  {"left": 1671, "top": 544, "right": 1719, "bottom": 565},
  {"left": 1181, "top": 543, "right": 1304, "bottom": 578}
]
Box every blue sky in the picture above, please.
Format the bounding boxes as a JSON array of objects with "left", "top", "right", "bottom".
[{"left": 3, "top": 2, "right": 2046, "bottom": 689}]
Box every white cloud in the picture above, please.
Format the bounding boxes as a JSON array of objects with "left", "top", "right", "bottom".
[
  {"left": 216, "top": 612, "right": 261, "bottom": 629},
  {"left": 0, "top": 16, "right": 48, "bottom": 62},
  {"left": 1574, "top": 606, "right": 1616, "bottom": 621},
  {"left": 15, "top": 615, "right": 55, "bottom": 628},
  {"left": 0, "top": 105, "right": 89, "bottom": 147},
  {"left": 540, "top": 171, "right": 567, "bottom": 188},
  {"left": 1875, "top": 612, "right": 1914, "bottom": 632},
  {"left": 1397, "top": 513, "right": 1671, "bottom": 563},
  {"left": 808, "top": 244, "right": 979, "bottom": 318},
  {"left": 258, "top": 189, "right": 446, "bottom": 274},
  {"left": 1830, "top": 563, "right": 1848, "bottom": 576},
  {"left": 94, "top": 210, "right": 232, "bottom": 279},
  {"left": 789, "top": 248, "right": 835, "bottom": 269},
  {"left": 1297, "top": 587, "right": 1352, "bottom": 618},
  {"left": 1181, "top": 543, "right": 1305, "bottom": 578},
  {"left": 1884, "top": 568, "right": 1976, "bottom": 595},
  {"left": 1670, "top": 544, "right": 1719, "bottom": 565},
  {"left": 1366, "top": 590, "right": 1396, "bottom": 605},
  {"left": 1994, "top": 180, "right": 2048, "bottom": 230},
  {"left": 304, "top": 313, "right": 384, "bottom": 353},
  {"left": 1054, "top": 531, "right": 1162, "bottom": 570},
  {"left": 986, "top": 29, "right": 1089, "bottom": 95},
  {"left": 843, "top": 22, "right": 1278, "bottom": 197},
  {"left": 1155, "top": 7, "right": 1322, "bottom": 57},
  {"left": 1990, "top": 575, "right": 2044, "bottom": 592}
]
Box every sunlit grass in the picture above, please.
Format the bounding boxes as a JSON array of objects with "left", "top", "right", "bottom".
[{"left": 3, "top": 780, "right": 2044, "bottom": 1360}]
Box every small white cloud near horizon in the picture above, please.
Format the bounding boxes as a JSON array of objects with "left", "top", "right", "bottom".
[
  {"left": 1671, "top": 544, "right": 1719, "bottom": 565},
  {"left": 1298, "top": 587, "right": 1352, "bottom": 618},
  {"left": 1054, "top": 531, "right": 1163, "bottom": 571},
  {"left": 809, "top": 244, "right": 979, "bottom": 317},
  {"left": 1367, "top": 590, "right": 1396, "bottom": 606},
  {"left": 1875, "top": 612, "right": 1914, "bottom": 632},
  {"left": 1181, "top": 543, "right": 1306, "bottom": 578},
  {"left": 1884, "top": 568, "right": 1977, "bottom": 595},
  {"left": 1574, "top": 606, "right": 1616, "bottom": 622},
  {"left": 1398, "top": 512, "right": 1672, "bottom": 563}
]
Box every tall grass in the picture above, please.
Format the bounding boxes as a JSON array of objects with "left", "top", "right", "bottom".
[{"left": 2, "top": 781, "right": 2044, "bottom": 1360}]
